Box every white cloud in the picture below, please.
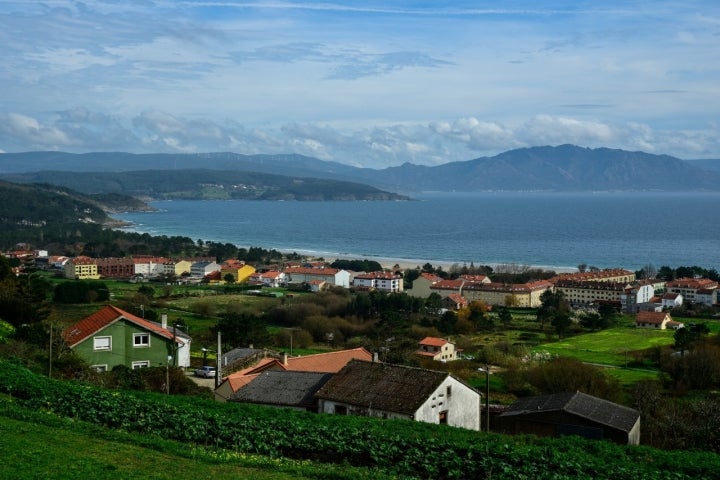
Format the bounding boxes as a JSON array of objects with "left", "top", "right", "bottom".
[{"left": 0, "top": 1, "right": 718, "bottom": 163}]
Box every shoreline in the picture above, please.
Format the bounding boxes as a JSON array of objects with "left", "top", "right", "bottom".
[{"left": 289, "top": 249, "right": 578, "bottom": 274}]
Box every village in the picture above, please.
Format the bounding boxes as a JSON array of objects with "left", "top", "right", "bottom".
[{"left": 4, "top": 246, "right": 719, "bottom": 448}]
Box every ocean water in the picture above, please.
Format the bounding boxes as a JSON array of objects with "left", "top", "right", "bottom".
[{"left": 113, "top": 192, "right": 720, "bottom": 271}]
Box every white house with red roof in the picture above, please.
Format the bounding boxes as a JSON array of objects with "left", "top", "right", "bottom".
[
  {"left": 62, "top": 305, "right": 191, "bottom": 371},
  {"left": 666, "top": 278, "right": 719, "bottom": 303},
  {"left": 353, "top": 271, "right": 404, "bottom": 292},
  {"left": 635, "top": 311, "right": 683, "bottom": 330},
  {"left": 415, "top": 337, "right": 458, "bottom": 362},
  {"left": 249, "top": 270, "right": 287, "bottom": 287},
  {"left": 661, "top": 292, "right": 683, "bottom": 309},
  {"left": 283, "top": 266, "right": 350, "bottom": 288}
]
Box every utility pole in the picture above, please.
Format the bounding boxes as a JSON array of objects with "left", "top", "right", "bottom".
[
  {"left": 478, "top": 366, "right": 491, "bottom": 432},
  {"left": 215, "top": 331, "right": 222, "bottom": 388}
]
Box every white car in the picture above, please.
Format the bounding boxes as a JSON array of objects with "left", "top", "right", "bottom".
[{"left": 194, "top": 365, "right": 216, "bottom": 378}]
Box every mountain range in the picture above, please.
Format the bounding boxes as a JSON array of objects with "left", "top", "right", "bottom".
[{"left": 1, "top": 145, "right": 719, "bottom": 194}]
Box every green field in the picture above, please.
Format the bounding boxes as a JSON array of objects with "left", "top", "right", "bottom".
[
  {"left": 535, "top": 327, "right": 676, "bottom": 366},
  {"left": 0, "top": 410, "right": 386, "bottom": 480}
]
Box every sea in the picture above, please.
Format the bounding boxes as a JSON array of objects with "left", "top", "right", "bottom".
[{"left": 113, "top": 192, "right": 720, "bottom": 272}]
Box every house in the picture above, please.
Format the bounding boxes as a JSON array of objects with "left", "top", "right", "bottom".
[
  {"left": 442, "top": 293, "right": 468, "bottom": 310},
  {"left": 635, "top": 311, "right": 683, "bottom": 330},
  {"left": 63, "top": 256, "right": 100, "bottom": 280},
  {"left": 132, "top": 256, "right": 170, "bottom": 278},
  {"left": 554, "top": 280, "right": 629, "bottom": 307},
  {"left": 661, "top": 292, "right": 683, "bottom": 309},
  {"left": 249, "top": 270, "right": 286, "bottom": 287},
  {"left": 549, "top": 269, "right": 636, "bottom": 285},
  {"left": 218, "top": 346, "right": 268, "bottom": 375},
  {"left": 498, "top": 391, "right": 641, "bottom": 445},
  {"left": 352, "top": 271, "right": 404, "bottom": 292},
  {"left": 164, "top": 259, "right": 193, "bottom": 277},
  {"left": 620, "top": 282, "right": 656, "bottom": 313},
  {"left": 95, "top": 257, "right": 136, "bottom": 278},
  {"left": 415, "top": 337, "right": 458, "bottom": 362},
  {"left": 283, "top": 266, "right": 351, "bottom": 288},
  {"left": 228, "top": 371, "right": 333, "bottom": 412},
  {"left": 406, "top": 272, "right": 443, "bottom": 298},
  {"left": 215, "top": 347, "right": 373, "bottom": 401},
  {"left": 461, "top": 280, "right": 552, "bottom": 308},
  {"left": 62, "top": 306, "right": 191, "bottom": 371},
  {"left": 190, "top": 260, "right": 222, "bottom": 278},
  {"left": 315, "top": 360, "right": 480, "bottom": 430},
  {"left": 695, "top": 288, "right": 718, "bottom": 306},
  {"left": 665, "top": 278, "right": 719, "bottom": 303},
  {"left": 220, "top": 260, "right": 256, "bottom": 283}
]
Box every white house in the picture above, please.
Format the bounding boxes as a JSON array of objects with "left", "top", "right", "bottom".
[
  {"left": 314, "top": 360, "right": 480, "bottom": 431},
  {"left": 190, "top": 261, "right": 222, "bottom": 278},
  {"left": 283, "top": 267, "right": 351, "bottom": 288},
  {"left": 695, "top": 288, "right": 718, "bottom": 306},
  {"left": 415, "top": 337, "right": 458, "bottom": 362},
  {"left": 620, "top": 282, "right": 656, "bottom": 313},
  {"left": 661, "top": 292, "right": 683, "bottom": 309},
  {"left": 352, "top": 271, "right": 404, "bottom": 292}
]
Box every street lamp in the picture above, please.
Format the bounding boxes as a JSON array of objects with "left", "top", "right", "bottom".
[
  {"left": 478, "top": 366, "right": 492, "bottom": 433},
  {"left": 166, "top": 355, "right": 173, "bottom": 395}
]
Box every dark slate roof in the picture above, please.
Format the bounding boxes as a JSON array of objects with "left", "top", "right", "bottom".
[
  {"left": 500, "top": 391, "right": 640, "bottom": 433},
  {"left": 314, "top": 360, "right": 449, "bottom": 415},
  {"left": 222, "top": 347, "right": 265, "bottom": 367},
  {"left": 229, "top": 371, "right": 333, "bottom": 407}
]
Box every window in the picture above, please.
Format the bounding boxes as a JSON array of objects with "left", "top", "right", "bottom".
[
  {"left": 133, "top": 333, "right": 150, "bottom": 347},
  {"left": 132, "top": 361, "right": 150, "bottom": 369},
  {"left": 447, "top": 385, "right": 452, "bottom": 396},
  {"left": 334, "top": 405, "right": 348, "bottom": 415},
  {"left": 439, "top": 410, "right": 448, "bottom": 424},
  {"left": 93, "top": 336, "right": 111, "bottom": 351},
  {"left": 90, "top": 364, "right": 107, "bottom": 373}
]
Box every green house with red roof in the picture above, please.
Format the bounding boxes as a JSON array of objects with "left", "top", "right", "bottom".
[{"left": 62, "top": 305, "right": 191, "bottom": 372}]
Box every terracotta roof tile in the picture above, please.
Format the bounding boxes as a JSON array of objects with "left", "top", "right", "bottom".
[{"left": 62, "top": 305, "right": 184, "bottom": 348}]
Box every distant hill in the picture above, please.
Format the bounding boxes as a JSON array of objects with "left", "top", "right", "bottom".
[
  {"left": 0, "top": 180, "right": 104, "bottom": 226},
  {"left": 349, "top": 145, "right": 720, "bottom": 192},
  {"left": 2, "top": 145, "right": 719, "bottom": 192},
  {"left": 686, "top": 159, "right": 720, "bottom": 172},
  {"left": 0, "top": 169, "right": 409, "bottom": 201}
]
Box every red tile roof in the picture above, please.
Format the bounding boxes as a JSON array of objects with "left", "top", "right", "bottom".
[
  {"left": 418, "top": 337, "right": 450, "bottom": 347},
  {"left": 284, "top": 267, "right": 340, "bottom": 276},
  {"left": 62, "top": 305, "right": 184, "bottom": 348},
  {"left": 635, "top": 311, "right": 670, "bottom": 324}
]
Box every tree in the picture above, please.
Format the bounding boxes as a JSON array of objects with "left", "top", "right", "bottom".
[
  {"left": 223, "top": 273, "right": 235, "bottom": 284},
  {"left": 674, "top": 327, "right": 693, "bottom": 357},
  {"left": 497, "top": 306, "right": 512, "bottom": 328},
  {"left": 213, "top": 312, "right": 271, "bottom": 348},
  {"left": 537, "top": 290, "right": 569, "bottom": 332}
]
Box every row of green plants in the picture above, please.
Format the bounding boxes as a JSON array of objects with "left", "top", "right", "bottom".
[{"left": 1, "top": 358, "right": 719, "bottom": 479}]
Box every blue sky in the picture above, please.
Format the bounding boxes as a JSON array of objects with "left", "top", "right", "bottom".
[{"left": 1, "top": 1, "right": 718, "bottom": 167}]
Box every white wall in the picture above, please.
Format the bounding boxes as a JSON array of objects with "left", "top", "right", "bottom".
[{"left": 414, "top": 377, "right": 480, "bottom": 431}]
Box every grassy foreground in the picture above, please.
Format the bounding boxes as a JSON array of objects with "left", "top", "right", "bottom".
[{"left": 0, "top": 397, "right": 389, "bottom": 480}]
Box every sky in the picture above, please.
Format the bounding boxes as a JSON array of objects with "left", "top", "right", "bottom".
[{"left": 1, "top": 1, "right": 719, "bottom": 168}]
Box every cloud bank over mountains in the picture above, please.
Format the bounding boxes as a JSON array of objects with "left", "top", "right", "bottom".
[{"left": 1, "top": 1, "right": 718, "bottom": 167}]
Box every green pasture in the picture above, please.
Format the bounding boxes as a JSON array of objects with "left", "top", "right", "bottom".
[{"left": 534, "top": 327, "right": 676, "bottom": 366}]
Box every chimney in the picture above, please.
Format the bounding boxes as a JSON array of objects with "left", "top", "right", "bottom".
[
  {"left": 161, "top": 313, "right": 167, "bottom": 329},
  {"left": 281, "top": 352, "right": 288, "bottom": 365},
  {"left": 373, "top": 352, "right": 379, "bottom": 363}
]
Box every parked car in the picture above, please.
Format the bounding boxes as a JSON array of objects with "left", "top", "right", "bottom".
[{"left": 194, "top": 365, "right": 216, "bottom": 378}]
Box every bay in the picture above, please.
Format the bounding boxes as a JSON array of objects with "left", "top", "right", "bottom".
[{"left": 113, "top": 192, "right": 720, "bottom": 272}]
